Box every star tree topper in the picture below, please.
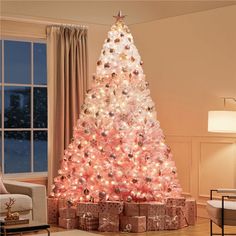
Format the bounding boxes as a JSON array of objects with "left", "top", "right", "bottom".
[{"left": 113, "top": 11, "right": 126, "bottom": 23}]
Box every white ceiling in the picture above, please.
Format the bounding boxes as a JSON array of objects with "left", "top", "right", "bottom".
[{"left": 1, "top": 1, "right": 236, "bottom": 25}]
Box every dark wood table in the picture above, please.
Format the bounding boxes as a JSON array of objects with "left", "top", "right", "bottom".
[{"left": 0, "top": 221, "right": 50, "bottom": 236}]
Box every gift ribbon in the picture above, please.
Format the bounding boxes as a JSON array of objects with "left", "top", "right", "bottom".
[
  {"left": 80, "top": 212, "right": 94, "bottom": 230},
  {"left": 152, "top": 216, "right": 161, "bottom": 228},
  {"left": 180, "top": 206, "right": 190, "bottom": 226},
  {"left": 66, "top": 219, "right": 72, "bottom": 229},
  {"left": 174, "top": 205, "right": 189, "bottom": 226},
  {"left": 166, "top": 206, "right": 189, "bottom": 227}
]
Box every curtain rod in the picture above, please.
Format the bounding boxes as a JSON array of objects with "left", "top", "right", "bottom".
[
  {"left": 1, "top": 16, "right": 88, "bottom": 29},
  {"left": 47, "top": 24, "right": 88, "bottom": 29}
]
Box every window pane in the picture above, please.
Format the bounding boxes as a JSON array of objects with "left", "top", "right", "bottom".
[
  {"left": 0, "top": 87, "right": 1, "bottom": 128},
  {"left": 0, "top": 40, "right": 2, "bottom": 83},
  {"left": 34, "top": 87, "right": 47, "bottom": 128},
  {"left": 0, "top": 132, "right": 2, "bottom": 170},
  {"left": 34, "top": 43, "right": 47, "bottom": 85},
  {"left": 4, "top": 40, "right": 31, "bottom": 84},
  {"left": 4, "top": 86, "right": 31, "bottom": 128},
  {"left": 4, "top": 131, "right": 31, "bottom": 173},
  {"left": 34, "top": 131, "right": 47, "bottom": 172}
]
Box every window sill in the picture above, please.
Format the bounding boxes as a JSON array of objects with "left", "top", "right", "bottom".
[{"left": 3, "top": 172, "right": 48, "bottom": 181}]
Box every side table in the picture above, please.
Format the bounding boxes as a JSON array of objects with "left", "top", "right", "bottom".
[{"left": 0, "top": 221, "right": 50, "bottom": 236}]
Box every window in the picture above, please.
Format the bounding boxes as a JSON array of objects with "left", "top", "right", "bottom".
[{"left": 0, "top": 39, "right": 48, "bottom": 174}]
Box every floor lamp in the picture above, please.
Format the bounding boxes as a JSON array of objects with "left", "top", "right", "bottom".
[{"left": 208, "top": 97, "right": 236, "bottom": 133}]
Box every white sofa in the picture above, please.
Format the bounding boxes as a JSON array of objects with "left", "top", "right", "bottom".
[
  {"left": 1, "top": 180, "right": 47, "bottom": 223},
  {"left": 206, "top": 189, "right": 236, "bottom": 236}
]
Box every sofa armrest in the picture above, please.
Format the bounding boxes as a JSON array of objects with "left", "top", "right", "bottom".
[
  {"left": 210, "top": 189, "right": 236, "bottom": 200},
  {"left": 3, "top": 180, "right": 47, "bottom": 223},
  {"left": 216, "top": 189, "right": 236, "bottom": 194}
]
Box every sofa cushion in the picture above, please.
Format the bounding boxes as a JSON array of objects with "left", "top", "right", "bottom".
[
  {"left": 0, "top": 194, "right": 32, "bottom": 213},
  {"left": 206, "top": 200, "right": 236, "bottom": 226},
  {"left": 0, "top": 177, "right": 9, "bottom": 194}
]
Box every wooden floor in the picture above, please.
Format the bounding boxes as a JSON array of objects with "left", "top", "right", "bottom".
[{"left": 28, "top": 218, "right": 235, "bottom": 236}]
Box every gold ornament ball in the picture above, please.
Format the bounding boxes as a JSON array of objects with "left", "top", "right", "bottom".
[
  {"left": 145, "top": 177, "right": 152, "bottom": 182},
  {"left": 122, "top": 67, "right": 128, "bottom": 73},
  {"left": 114, "top": 188, "right": 121, "bottom": 194},
  {"left": 108, "top": 172, "right": 113, "bottom": 177},
  {"left": 127, "top": 196, "right": 132, "bottom": 202},
  {"left": 104, "top": 62, "right": 110, "bottom": 68},
  {"left": 99, "top": 191, "right": 106, "bottom": 199},
  {"left": 111, "top": 72, "right": 117, "bottom": 78},
  {"left": 119, "top": 53, "right": 127, "bottom": 60},
  {"left": 131, "top": 56, "right": 135, "bottom": 62},
  {"left": 84, "top": 188, "right": 90, "bottom": 195},
  {"left": 114, "top": 38, "right": 120, "bottom": 43}
]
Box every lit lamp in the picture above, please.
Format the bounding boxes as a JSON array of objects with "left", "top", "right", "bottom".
[{"left": 208, "top": 97, "right": 236, "bottom": 133}]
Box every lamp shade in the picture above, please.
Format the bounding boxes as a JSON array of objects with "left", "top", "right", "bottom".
[{"left": 208, "top": 111, "right": 236, "bottom": 133}]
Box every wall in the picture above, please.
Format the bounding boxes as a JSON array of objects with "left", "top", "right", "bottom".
[{"left": 130, "top": 5, "right": 236, "bottom": 217}]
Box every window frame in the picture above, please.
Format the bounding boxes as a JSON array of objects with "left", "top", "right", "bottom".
[{"left": 0, "top": 37, "right": 48, "bottom": 178}]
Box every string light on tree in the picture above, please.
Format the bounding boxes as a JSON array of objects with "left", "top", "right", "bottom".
[{"left": 51, "top": 11, "right": 182, "bottom": 203}]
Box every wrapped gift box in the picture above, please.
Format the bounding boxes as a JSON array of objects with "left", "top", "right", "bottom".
[
  {"left": 166, "top": 197, "right": 186, "bottom": 207},
  {"left": 120, "top": 215, "right": 146, "bottom": 233},
  {"left": 147, "top": 216, "right": 165, "bottom": 231},
  {"left": 59, "top": 217, "right": 78, "bottom": 229},
  {"left": 98, "top": 213, "right": 119, "bottom": 232},
  {"left": 184, "top": 198, "right": 197, "bottom": 226},
  {"left": 47, "top": 197, "right": 59, "bottom": 224},
  {"left": 77, "top": 202, "right": 99, "bottom": 217},
  {"left": 59, "top": 207, "right": 77, "bottom": 219},
  {"left": 98, "top": 201, "right": 123, "bottom": 215},
  {"left": 79, "top": 213, "right": 99, "bottom": 231},
  {"left": 140, "top": 202, "right": 165, "bottom": 216},
  {"left": 124, "top": 202, "right": 140, "bottom": 216},
  {"left": 58, "top": 199, "right": 67, "bottom": 208}
]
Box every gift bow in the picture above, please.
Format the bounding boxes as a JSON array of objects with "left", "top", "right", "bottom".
[
  {"left": 98, "top": 216, "right": 116, "bottom": 231},
  {"left": 166, "top": 215, "right": 178, "bottom": 226},
  {"left": 124, "top": 224, "right": 132, "bottom": 232},
  {"left": 82, "top": 212, "right": 93, "bottom": 218}
]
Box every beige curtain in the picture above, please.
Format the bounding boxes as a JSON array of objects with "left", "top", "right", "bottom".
[{"left": 47, "top": 26, "right": 88, "bottom": 191}]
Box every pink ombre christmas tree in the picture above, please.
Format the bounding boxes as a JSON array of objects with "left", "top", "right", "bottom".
[{"left": 51, "top": 12, "right": 182, "bottom": 203}]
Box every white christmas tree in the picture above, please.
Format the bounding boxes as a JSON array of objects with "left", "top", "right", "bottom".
[{"left": 51, "top": 12, "right": 182, "bottom": 203}]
